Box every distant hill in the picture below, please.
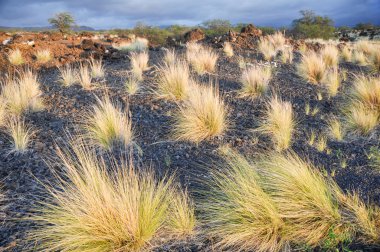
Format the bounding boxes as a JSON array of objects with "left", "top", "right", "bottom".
[{"left": 0, "top": 25, "right": 96, "bottom": 32}]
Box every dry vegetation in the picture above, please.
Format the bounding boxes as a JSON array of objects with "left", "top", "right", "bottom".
[
  {"left": 58, "top": 64, "right": 77, "bottom": 86},
  {"left": 186, "top": 43, "right": 218, "bottom": 74},
  {"left": 298, "top": 51, "right": 326, "bottom": 84},
  {"left": 35, "top": 49, "right": 52, "bottom": 64},
  {"left": 239, "top": 65, "right": 271, "bottom": 99},
  {"left": 7, "top": 48, "right": 24, "bottom": 65}
]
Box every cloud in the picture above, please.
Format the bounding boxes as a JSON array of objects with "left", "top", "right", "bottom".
[{"left": 0, "top": 0, "right": 379, "bottom": 28}]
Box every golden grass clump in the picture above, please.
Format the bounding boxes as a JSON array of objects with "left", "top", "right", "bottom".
[
  {"left": 280, "top": 45, "right": 293, "bottom": 64},
  {"left": 351, "top": 75, "right": 380, "bottom": 109},
  {"left": 321, "top": 44, "right": 339, "bottom": 68},
  {"left": 35, "top": 49, "right": 52, "bottom": 64},
  {"left": 130, "top": 51, "right": 149, "bottom": 76},
  {"left": 327, "top": 117, "right": 344, "bottom": 141},
  {"left": 0, "top": 100, "right": 6, "bottom": 127},
  {"left": 58, "top": 65, "right": 77, "bottom": 86},
  {"left": 89, "top": 58, "right": 105, "bottom": 78},
  {"left": 7, "top": 48, "right": 24, "bottom": 65},
  {"left": 85, "top": 96, "right": 133, "bottom": 149},
  {"left": 187, "top": 44, "right": 218, "bottom": 74},
  {"left": 6, "top": 117, "right": 34, "bottom": 154},
  {"left": 258, "top": 97, "right": 294, "bottom": 151},
  {"left": 125, "top": 76, "right": 140, "bottom": 95},
  {"left": 355, "top": 40, "right": 374, "bottom": 56},
  {"left": 173, "top": 83, "right": 227, "bottom": 143},
  {"left": 353, "top": 50, "right": 368, "bottom": 66},
  {"left": 112, "top": 37, "right": 148, "bottom": 52},
  {"left": 1, "top": 69, "right": 43, "bottom": 115},
  {"left": 268, "top": 32, "right": 286, "bottom": 51},
  {"left": 345, "top": 102, "right": 379, "bottom": 135},
  {"left": 370, "top": 49, "right": 380, "bottom": 72},
  {"left": 202, "top": 149, "right": 285, "bottom": 252},
  {"left": 29, "top": 141, "right": 195, "bottom": 251},
  {"left": 156, "top": 61, "right": 191, "bottom": 101},
  {"left": 298, "top": 51, "right": 326, "bottom": 84},
  {"left": 239, "top": 65, "right": 271, "bottom": 99},
  {"left": 323, "top": 68, "right": 340, "bottom": 97},
  {"left": 258, "top": 37, "right": 277, "bottom": 61},
  {"left": 223, "top": 42, "right": 234, "bottom": 57},
  {"left": 341, "top": 46, "right": 352, "bottom": 62},
  {"left": 78, "top": 63, "right": 92, "bottom": 89},
  {"left": 163, "top": 49, "right": 176, "bottom": 65}
]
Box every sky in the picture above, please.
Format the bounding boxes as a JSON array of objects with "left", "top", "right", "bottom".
[{"left": 0, "top": 0, "right": 379, "bottom": 29}]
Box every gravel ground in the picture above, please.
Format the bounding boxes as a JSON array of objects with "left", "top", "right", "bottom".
[{"left": 0, "top": 47, "right": 379, "bottom": 251}]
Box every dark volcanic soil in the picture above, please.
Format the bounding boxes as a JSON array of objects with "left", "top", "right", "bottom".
[{"left": 0, "top": 47, "right": 380, "bottom": 251}]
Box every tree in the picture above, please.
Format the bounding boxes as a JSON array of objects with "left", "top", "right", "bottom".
[
  {"left": 202, "top": 19, "right": 232, "bottom": 36},
  {"left": 48, "top": 12, "right": 75, "bottom": 34},
  {"left": 291, "top": 10, "right": 335, "bottom": 39}
]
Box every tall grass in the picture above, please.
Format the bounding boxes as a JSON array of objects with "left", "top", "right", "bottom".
[
  {"left": 173, "top": 83, "right": 227, "bottom": 143},
  {"left": 163, "top": 49, "right": 176, "bottom": 65},
  {"left": 280, "top": 45, "right": 293, "bottom": 64},
  {"left": 58, "top": 65, "right": 77, "bottom": 86},
  {"left": 223, "top": 42, "right": 234, "bottom": 57},
  {"left": 29, "top": 141, "right": 195, "bottom": 251},
  {"left": 156, "top": 61, "right": 191, "bottom": 101},
  {"left": 35, "top": 49, "right": 52, "bottom": 64},
  {"left": 258, "top": 37, "right": 277, "bottom": 61},
  {"left": 345, "top": 102, "right": 379, "bottom": 135},
  {"left": 7, "top": 48, "right": 24, "bottom": 65},
  {"left": 186, "top": 44, "right": 218, "bottom": 74},
  {"left": 353, "top": 51, "right": 368, "bottom": 66},
  {"left": 323, "top": 68, "right": 340, "bottom": 97},
  {"left": 89, "top": 58, "right": 105, "bottom": 79},
  {"left": 268, "top": 32, "right": 286, "bottom": 51},
  {"left": 257, "top": 97, "right": 294, "bottom": 150},
  {"left": 351, "top": 75, "right": 380, "bottom": 109},
  {"left": 78, "top": 63, "right": 92, "bottom": 89},
  {"left": 239, "top": 65, "right": 271, "bottom": 99},
  {"left": 130, "top": 52, "right": 149, "bottom": 77},
  {"left": 298, "top": 51, "right": 326, "bottom": 84},
  {"left": 112, "top": 37, "right": 148, "bottom": 52},
  {"left": 321, "top": 44, "right": 339, "bottom": 68},
  {"left": 1, "top": 69, "right": 43, "bottom": 115},
  {"left": 341, "top": 46, "right": 352, "bottom": 62},
  {"left": 6, "top": 117, "right": 34, "bottom": 154},
  {"left": 84, "top": 96, "right": 133, "bottom": 149}
]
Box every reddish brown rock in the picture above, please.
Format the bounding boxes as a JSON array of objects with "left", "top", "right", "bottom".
[
  {"left": 184, "top": 28, "right": 205, "bottom": 42},
  {"left": 240, "top": 24, "right": 262, "bottom": 36}
]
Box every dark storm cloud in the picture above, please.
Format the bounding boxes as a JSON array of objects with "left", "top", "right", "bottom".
[{"left": 0, "top": 0, "right": 379, "bottom": 28}]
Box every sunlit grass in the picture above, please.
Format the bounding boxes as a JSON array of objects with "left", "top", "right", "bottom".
[
  {"left": 58, "top": 65, "right": 77, "bottom": 86},
  {"left": 298, "top": 51, "right": 326, "bottom": 84},
  {"left": 7, "top": 48, "right": 24, "bottom": 65},
  {"left": 239, "top": 65, "right": 271, "bottom": 99}
]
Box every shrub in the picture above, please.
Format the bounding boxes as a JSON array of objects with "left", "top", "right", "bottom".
[
  {"left": 223, "top": 42, "right": 234, "bottom": 57},
  {"left": 1, "top": 69, "right": 43, "bottom": 115},
  {"left": 78, "top": 63, "right": 92, "bottom": 89},
  {"left": 187, "top": 44, "right": 218, "bottom": 74},
  {"left": 298, "top": 51, "right": 326, "bottom": 84},
  {"left": 258, "top": 37, "right": 277, "bottom": 61},
  {"left": 257, "top": 97, "right": 295, "bottom": 150},
  {"left": 291, "top": 10, "right": 335, "bottom": 39},
  {"left": 173, "top": 83, "right": 227, "bottom": 143},
  {"left": 58, "top": 65, "right": 77, "bottom": 86},
  {"left": 85, "top": 96, "right": 133, "bottom": 149},
  {"left": 239, "top": 65, "right": 271, "bottom": 99},
  {"left": 6, "top": 117, "right": 34, "bottom": 154},
  {"left": 202, "top": 149, "right": 285, "bottom": 252},
  {"left": 48, "top": 12, "right": 75, "bottom": 34},
  {"left": 321, "top": 44, "right": 339, "bottom": 68},
  {"left": 29, "top": 141, "right": 195, "bottom": 251},
  {"left": 89, "top": 58, "right": 105, "bottom": 79},
  {"left": 156, "top": 61, "right": 191, "bottom": 101},
  {"left": 7, "top": 48, "right": 24, "bottom": 66},
  {"left": 35, "top": 49, "right": 52, "bottom": 64}
]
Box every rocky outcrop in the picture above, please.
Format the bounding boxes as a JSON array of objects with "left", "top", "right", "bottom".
[{"left": 184, "top": 28, "right": 205, "bottom": 42}]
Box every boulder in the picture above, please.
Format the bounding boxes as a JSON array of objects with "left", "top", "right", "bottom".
[
  {"left": 184, "top": 28, "right": 205, "bottom": 42},
  {"left": 81, "top": 39, "right": 95, "bottom": 50},
  {"left": 240, "top": 24, "right": 262, "bottom": 36}
]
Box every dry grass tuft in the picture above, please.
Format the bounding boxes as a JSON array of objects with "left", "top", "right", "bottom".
[
  {"left": 125, "top": 76, "right": 140, "bottom": 95},
  {"left": 112, "top": 37, "right": 148, "bottom": 52},
  {"left": 351, "top": 75, "right": 380, "bottom": 109},
  {"left": 353, "top": 51, "right": 368, "bottom": 66},
  {"left": 130, "top": 52, "right": 149, "bottom": 76},
  {"left": 156, "top": 61, "right": 191, "bottom": 101},
  {"left": 257, "top": 97, "right": 295, "bottom": 151},
  {"left": 1, "top": 69, "right": 43, "bottom": 115},
  {"left": 327, "top": 117, "right": 344, "bottom": 141},
  {"left": 58, "top": 65, "right": 77, "bottom": 86},
  {"left": 0, "top": 100, "right": 6, "bottom": 127},
  {"left": 78, "top": 63, "right": 92, "bottom": 89},
  {"left": 186, "top": 44, "right": 218, "bottom": 74},
  {"left": 355, "top": 40, "right": 374, "bottom": 56},
  {"left": 29, "top": 140, "right": 195, "bottom": 251},
  {"left": 268, "top": 32, "right": 286, "bottom": 50},
  {"left": 370, "top": 49, "right": 380, "bottom": 72},
  {"left": 173, "top": 83, "right": 227, "bottom": 143},
  {"left": 280, "top": 45, "right": 293, "bottom": 64},
  {"left": 163, "top": 49, "right": 177, "bottom": 65},
  {"left": 202, "top": 149, "right": 285, "bottom": 252},
  {"left": 321, "top": 44, "right": 339, "bottom": 68},
  {"left": 341, "top": 46, "right": 352, "bottom": 62},
  {"left": 6, "top": 117, "right": 34, "bottom": 154},
  {"left": 239, "top": 65, "right": 271, "bottom": 99},
  {"left": 35, "top": 49, "right": 52, "bottom": 64},
  {"left": 89, "top": 58, "right": 105, "bottom": 78},
  {"left": 323, "top": 68, "right": 340, "bottom": 97},
  {"left": 298, "top": 51, "right": 326, "bottom": 84},
  {"left": 223, "top": 42, "right": 234, "bottom": 57},
  {"left": 7, "top": 48, "right": 24, "bottom": 65},
  {"left": 345, "top": 102, "right": 379, "bottom": 135},
  {"left": 85, "top": 96, "right": 133, "bottom": 149},
  {"left": 258, "top": 37, "right": 277, "bottom": 61}
]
